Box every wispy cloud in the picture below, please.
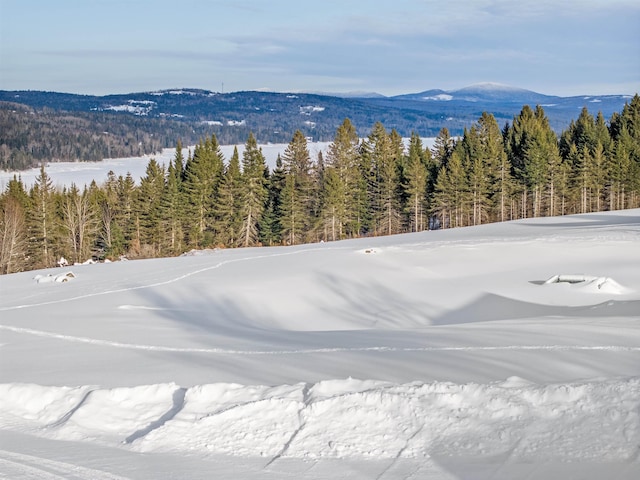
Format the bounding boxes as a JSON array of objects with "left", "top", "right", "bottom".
[{"left": 1, "top": 0, "right": 637, "bottom": 96}]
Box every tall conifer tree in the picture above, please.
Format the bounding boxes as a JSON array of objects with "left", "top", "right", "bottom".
[
  {"left": 326, "top": 118, "right": 360, "bottom": 238},
  {"left": 29, "top": 164, "right": 55, "bottom": 268},
  {"left": 215, "top": 147, "right": 244, "bottom": 246},
  {"left": 403, "top": 133, "right": 428, "bottom": 232},
  {"left": 183, "top": 135, "right": 224, "bottom": 247},
  {"left": 280, "top": 130, "right": 313, "bottom": 245},
  {"left": 239, "top": 133, "right": 268, "bottom": 247}
]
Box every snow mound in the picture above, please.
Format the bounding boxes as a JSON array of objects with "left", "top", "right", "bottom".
[
  {"left": 33, "top": 271, "right": 76, "bottom": 283},
  {"left": 543, "top": 274, "right": 630, "bottom": 294},
  {"left": 1, "top": 378, "right": 638, "bottom": 462}
]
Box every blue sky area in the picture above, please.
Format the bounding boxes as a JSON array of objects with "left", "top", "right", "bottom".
[{"left": 1, "top": 0, "right": 638, "bottom": 97}]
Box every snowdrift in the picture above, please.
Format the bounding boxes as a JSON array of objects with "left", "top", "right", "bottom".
[
  {"left": 1, "top": 378, "right": 638, "bottom": 462},
  {"left": 543, "top": 274, "right": 630, "bottom": 294}
]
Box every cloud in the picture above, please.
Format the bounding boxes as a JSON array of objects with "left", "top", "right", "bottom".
[{"left": 1, "top": 0, "right": 637, "bottom": 96}]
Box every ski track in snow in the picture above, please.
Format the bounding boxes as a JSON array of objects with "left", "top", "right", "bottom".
[
  {"left": 0, "top": 450, "right": 130, "bottom": 480},
  {"left": 0, "top": 245, "right": 344, "bottom": 312},
  {"left": 1, "top": 324, "right": 638, "bottom": 354},
  {"left": 2, "top": 230, "right": 634, "bottom": 313},
  {"left": 1, "top": 235, "right": 638, "bottom": 355}
]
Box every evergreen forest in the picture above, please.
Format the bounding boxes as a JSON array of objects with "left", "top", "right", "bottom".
[{"left": 1, "top": 96, "right": 639, "bottom": 275}]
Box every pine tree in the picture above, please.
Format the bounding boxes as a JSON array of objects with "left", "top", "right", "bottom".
[
  {"left": 432, "top": 143, "right": 470, "bottom": 229},
  {"left": 239, "top": 133, "right": 268, "bottom": 247},
  {"left": 280, "top": 130, "right": 313, "bottom": 245},
  {"left": 183, "top": 135, "right": 224, "bottom": 247},
  {"left": 363, "top": 122, "right": 402, "bottom": 235},
  {"left": 215, "top": 147, "right": 244, "bottom": 246},
  {"left": 29, "top": 164, "right": 56, "bottom": 268},
  {"left": 611, "top": 94, "right": 640, "bottom": 207},
  {"left": 594, "top": 112, "right": 612, "bottom": 155},
  {"left": 174, "top": 139, "right": 185, "bottom": 181},
  {"left": 319, "top": 164, "right": 342, "bottom": 241},
  {"left": 431, "top": 127, "right": 455, "bottom": 168},
  {"left": 136, "top": 158, "right": 166, "bottom": 256},
  {"left": 432, "top": 165, "right": 452, "bottom": 228},
  {"left": 117, "top": 173, "right": 137, "bottom": 254},
  {"left": 267, "top": 154, "right": 287, "bottom": 245},
  {"left": 506, "top": 105, "right": 559, "bottom": 217},
  {"left": 159, "top": 158, "right": 185, "bottom": 254},
  {"left": 460, "top": 126, "right": 490, "bottom": 225},
  {"left": 475, "top": 113, "right": 513, "bottom": 222},
  {"left": 325, "top": 118, "right": 361, "bottom": 238},
  {"left": 608, "top": 128, "right": 632, "bottom": 210},
  {"left": 403, "top": 132, "right": 428, "bottom": 232}
]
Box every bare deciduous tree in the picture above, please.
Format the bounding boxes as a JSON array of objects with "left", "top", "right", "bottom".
[{"left": 0, "top": 196, "right": 27, "bottom": 274}]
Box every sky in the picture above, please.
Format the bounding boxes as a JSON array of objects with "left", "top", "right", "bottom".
[{"left": 0, "top": 0, "right": 639, "bottom": 97}]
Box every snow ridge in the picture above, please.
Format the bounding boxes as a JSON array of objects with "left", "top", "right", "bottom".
[{"left": 1, "top": 378, "right": 639, "bottom": 462}]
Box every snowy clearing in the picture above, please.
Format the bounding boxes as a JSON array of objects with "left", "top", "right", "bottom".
[{"left": 1, "top": 209, "right": 639, "bottom": 479}]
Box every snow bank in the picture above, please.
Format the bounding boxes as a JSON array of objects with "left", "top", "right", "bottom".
[
  {"left": 1, "top": 378, "right": 638, "bottom": 462},
  {"left": 543, "top": 274, "right": 630, "bottom": 294}
]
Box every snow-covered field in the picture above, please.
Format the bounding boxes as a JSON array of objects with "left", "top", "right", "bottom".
[{"left": 1, "top": 209, "right": 639, "bottom": 479}]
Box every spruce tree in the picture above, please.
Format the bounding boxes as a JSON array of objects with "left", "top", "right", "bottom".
[
  {"left": 326, "top": 118, "right": 361, "bottom": 238},
  {"left": 29, "top": 164, "right": 56, "bottom": 268},
  {"left": 432, "top": 165, "right": 452, "bottom": 228},
  {"left": 183, "top": 135, "right": 224, "bottom": 247},
  {"left": 239, "top": 133, "right": 268, "bottom": 247},
  {"left": 122, "top": 173, "right": 138, "bottom": 252},
  {"left": 440, "top": 148, "right": 469, "bottom": 227},
  {"left": 403, "top": 132, "right": 428, "bottom": 232},
  {"left": 363, "top": 122, "right": 402, "bottom": 235},
  {"left": 280, "top": 130, "right": 313, "bottom": 245},
  {"left": 608, "top": 128, "right": 632, "bottom": 210},
  {"left": 159, "top": 158, "right": 185, "bottom": 254},
  {"left": 136, "top": 158, "right": 166, "bottom": 255},
  {"left": 431, "top": 127, "right": 454, "bottom": 168},
  {"left": 476, "top": 113, "right": 512, "bottom": 222},
  {"left": 268, "top": 154, "right": 287, "bottom": 245},
  {"left": 215, "top": 147, "right": 244, "bottom": 246}
]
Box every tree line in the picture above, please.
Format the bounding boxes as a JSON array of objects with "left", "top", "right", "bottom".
[{"left": 1, "top": 96, "right": 639, "bottom": 275}]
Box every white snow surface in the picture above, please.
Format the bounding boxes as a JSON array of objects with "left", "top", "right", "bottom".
[{"left": 1, "top": 209, "right": 640, "bottom": 479}]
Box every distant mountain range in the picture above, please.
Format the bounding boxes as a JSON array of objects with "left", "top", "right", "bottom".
[{"left": 1, "top": 84, "right": 634, "bottom": 142}]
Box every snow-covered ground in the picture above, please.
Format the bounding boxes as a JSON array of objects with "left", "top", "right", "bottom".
[{"left": 1, "top": 209, "right": 639, "bottom": 479}]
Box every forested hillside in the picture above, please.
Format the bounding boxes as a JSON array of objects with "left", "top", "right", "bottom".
[
  {"left": 1, "top": 96, "right": 639, "bottom": 274},
  {"left": 0, "top": 103, "right": 217, "bottom": 171},
  {"left": 1, "top": 87, "right": 631, "bottom": 172}
]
